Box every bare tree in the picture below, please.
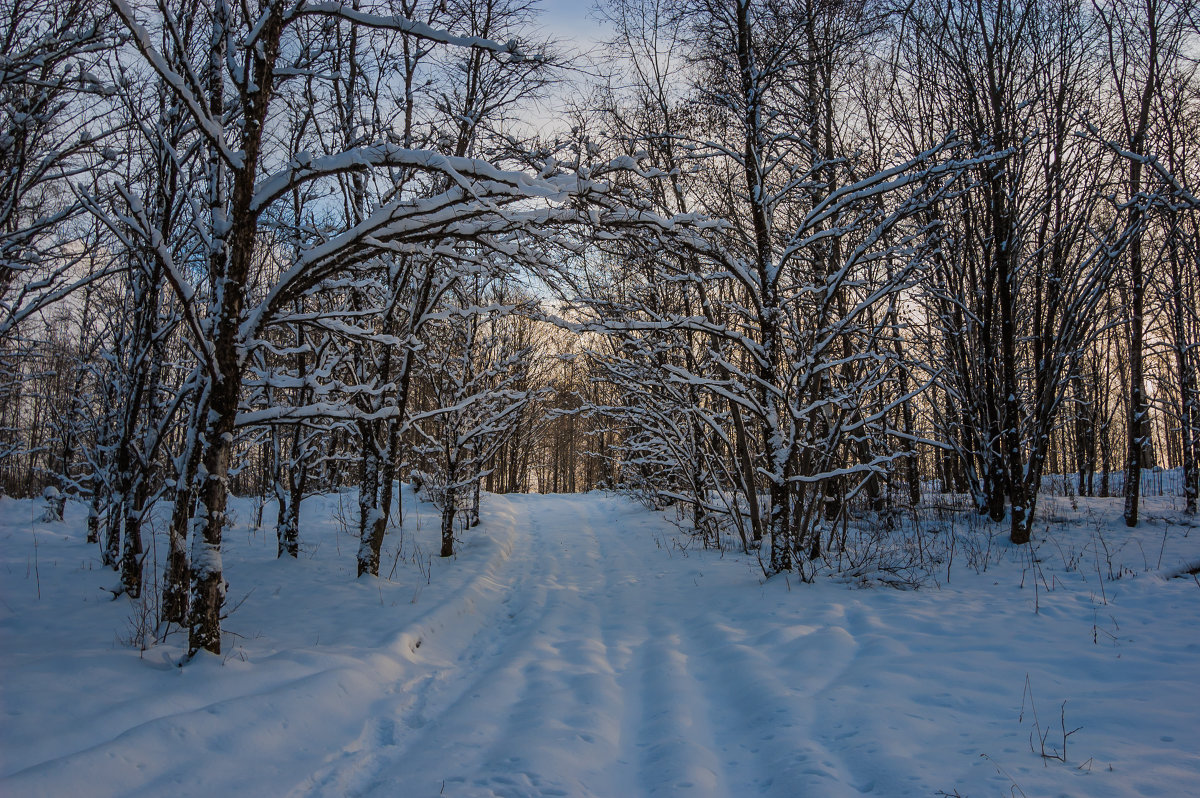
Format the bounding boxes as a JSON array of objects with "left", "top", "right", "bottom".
[
  {"left": 1094, "top": 0, "right": 1194, "bottom": 526},
  {"left": 0, "top": 0, "right": 115, "bottom": 337}
]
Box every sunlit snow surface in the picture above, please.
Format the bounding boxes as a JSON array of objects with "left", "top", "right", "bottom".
[{"left": 1, "top": 487, "right": 1197, "bottom": 797}]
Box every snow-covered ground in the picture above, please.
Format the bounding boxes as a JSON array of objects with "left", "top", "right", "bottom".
[{"left": 1, "top": 487, "right": 1197, "bottom": 797}]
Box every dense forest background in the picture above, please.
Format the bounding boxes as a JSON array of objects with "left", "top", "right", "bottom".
[{"left": 1, "top": 0, "right": 1196, "bottom": 655}]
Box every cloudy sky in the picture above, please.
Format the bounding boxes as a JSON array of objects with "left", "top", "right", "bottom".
[
  {"left": 501, "top": 0, "right": 614, "bottom": 135},
  {"left": 538, "top": 0, "right": 609, "bottom": 49}
]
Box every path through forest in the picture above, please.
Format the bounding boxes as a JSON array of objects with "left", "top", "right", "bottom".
[
  {"left": 296, "top": 493, "right": 863, "bottom": 797},
  {"left": 3, "top": 491, "right": 1197, "bottom": 797}
]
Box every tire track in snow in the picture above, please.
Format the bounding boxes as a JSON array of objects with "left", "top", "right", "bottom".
[
  {"left": 446, "top": 496, "right": 627, "bottom": 797},
  {"left": 676, "top": 606, "right": 864, "bottom": 796},
  {"left": 590, "top": 496, "right": 865, "bottom": 796},
  {"left": 298, "top": 494, "right": 626, "bottom": 797},
  {"left": 586, "top": 498, "right": 730, "bottom": 798},
  {"left": 296, "top": 493, "right": 867, "bottom": 798},
  {"left": 289, "top": 498, "right": 553, "bottom": 796}
]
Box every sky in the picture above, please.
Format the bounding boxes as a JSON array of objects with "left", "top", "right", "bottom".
[
  {"left": 537, "top": 0, "right": 610, "bottom": 51},
  {"left": 506, "top": 0, "right": 616, "bottom": 136}
]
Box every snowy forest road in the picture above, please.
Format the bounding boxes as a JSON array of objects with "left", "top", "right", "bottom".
[
  {"left": 3, "top": 491, "right": 1197, "bottom": 797},
  {"left": 293, "top": 493, "right": 865, "bottom": 798}
]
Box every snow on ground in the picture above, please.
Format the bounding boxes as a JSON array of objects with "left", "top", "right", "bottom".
[{"left": 1, "top": 486, "right": 1198, "bottom": 797}]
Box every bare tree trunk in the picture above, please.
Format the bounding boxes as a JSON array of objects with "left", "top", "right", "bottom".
[
  {"left": 103, "top": 506, "right": 121, "bottom": 567},
  {"left": 440, "top": 473, "right": 456, "bottom": 558},
  {"left": 357, "top": 432, "right": 387, "bottom": 576},
  {"left": 163, "top": 391, "right": 203, "bottom": 626},
  {"left": 1167, "top": 226, "right": 1198, "bottom": 514},
  {"left": 119, "top": 481, "right": 149, "bottom": 598},
  {"left": 273, "top": 422, "right": 303, "bottom": 558},
  {"left": 1112, "top": 0, "right": 1161, "bottom": 528},
  {"left": 470, "top": 471, "right": 481, "bottom": 527},
  {"left": 188, "top": 375, "right": 238, "bottom": 656},
  {"left": 1124, "top": 195, "right": 1148, "bottom": 526},
  {"left": 86, "top": 491, "right": 101, "bottom": 544}
]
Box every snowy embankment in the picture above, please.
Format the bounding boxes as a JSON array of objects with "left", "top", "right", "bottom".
[{"left": 1, "top": 488, "right": 1197, "bottom": 797}]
